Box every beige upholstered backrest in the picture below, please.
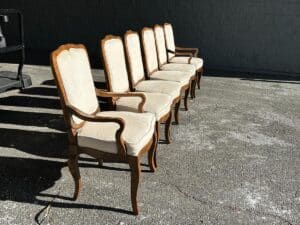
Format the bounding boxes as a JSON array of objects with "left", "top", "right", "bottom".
[
  {"left": 124, "top": 31, "right": 145, "bottom": 86},
  {"left": 141, "top": 28, "right": 159, "bottom": 74},
  {"left": 163, "top": 23, "right": 176, "bottom": 59},
  {"left": 101, "top": 36, "right": 130, "bottom": 92},
  {"left": 154, "top": 25, "right": 168, "bottom": 65},
  {"left": 55, "top": 47, "right": 99, "bottom": 124}
]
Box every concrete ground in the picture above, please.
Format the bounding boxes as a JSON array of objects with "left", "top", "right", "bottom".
[{"left": 0, "top": 63, "right": 299, "bottom": 225}]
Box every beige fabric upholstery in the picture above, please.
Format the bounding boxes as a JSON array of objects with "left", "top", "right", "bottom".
[
  {"left": 170, "top": 57, "right": 204, "bottom": 70},
  {"left": 163, "top": 24, "right": 176, "bottom": 59},
  {"left": 135, "top": 80, "right": 181, "bottom": 99},
  {"left": 124, "top": 33, "right": 145, "bottom": 85},
  {"left": 142, "top": 29, "right": 159, "bottom": 73},
  {"left": 151, "top": 70, "right": 190, "bottom": 85},
  {"left": 78, "top": 111, "right": 155, "bottom": 156},
  {"left": 102, "top": 38, "right": 130, "bottom": 92},
  {"left": 154, "top": 26, "right": 168, "bottom": 65},
  {"left": 116, "top": 92, "right": 172, "bottom": 120},
  {"left": 56, "top": 48, "right": 99, "bottom": 124},
  {"left": 161, "top": 63, "right": 196, "bottom": 77}
]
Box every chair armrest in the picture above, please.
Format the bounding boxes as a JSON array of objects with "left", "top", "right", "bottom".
[
  {"left": 167, "top": 49, "right": 193, "bottom": 64},
  {"left": 176, "top": 46, "right": 199, "bottom": 57},
  {"left": 66, "top": 103, "right": 125, "bottom": 126},
  {"left": 66, "top": 103, "right": 127, "bottom": 158},
  {"left": 95, "top": 88, "right": 146, "bottom": 113}
]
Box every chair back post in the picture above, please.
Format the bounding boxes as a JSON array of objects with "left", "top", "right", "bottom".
[
  {"left": 153, "top": 24, "right": 168, "bottom": 66},
  {"left": 100, "top": 35, "right": 131, "bottom": 93},
  {"left": 163, "top": 23, "right": 176, "bottom": 59},
  {"left": 141, "top": 27, "right": 160, "bottom": 76},
  {"left": 124, "top": 30, "right": 147, "bottom": 89}
]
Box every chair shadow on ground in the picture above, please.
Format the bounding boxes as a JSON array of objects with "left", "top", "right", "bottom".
[
  {"left": 0, "top": 156, "right": 134, "bottom": 225},
  {"left": 0, "top": 83, "right": 153, "bottom": 217}
]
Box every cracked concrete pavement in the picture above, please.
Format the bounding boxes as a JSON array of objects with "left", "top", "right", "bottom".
[{"left": 0, "top": 63, "right": 299, "bottom": 225}]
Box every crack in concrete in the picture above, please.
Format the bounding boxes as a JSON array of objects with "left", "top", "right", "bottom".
[{"left": 160, "top": 181, "right": 294, "bottom": 225}]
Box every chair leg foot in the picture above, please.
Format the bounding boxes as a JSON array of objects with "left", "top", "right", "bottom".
[
  {"left": 184, "top": 88, "right": 189, "bottom": 111},
  {"left": 165, "top": 112, "right": 172, "bottom": 144},
  {"left": 174, "top": 99, "right": 181, "bottom": 124},
  {"left": 68, "top": 151, "right": 81, "bottom": 200},
  {"left": 128, "top": 156, "right": 141, "bottom": 215}
]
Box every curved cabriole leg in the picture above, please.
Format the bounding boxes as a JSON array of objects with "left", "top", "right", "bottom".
[
  {"left": 184, "top": 88, "right": 189, "bottom": 111},
  {"left": 165, "top": 112, "right": 172, "bottom": 144},
  {"left": 197, "top": 68, "right": 203, "bottom": 89},
  {"left": 174, "top": 99, "right": 181, "bottom": 125},
  {"left": 155, "top": 121, "right": 160, "bottom": 141},
  {"left": 128, "top": 156, "right": 141, "bottom": 215},
  {"left": 68, "top": 145, "right": 81, "bottom": 200},
  {"left": 190, "top": 79, "right": 196, "bottom": 99},
  {"left": 148, "top": 131, "right": 157, "bottom": 172}
]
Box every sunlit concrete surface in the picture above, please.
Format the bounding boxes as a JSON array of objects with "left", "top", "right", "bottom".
[{"left": 0, "top": 63, "right": 299, "bottom": 225}]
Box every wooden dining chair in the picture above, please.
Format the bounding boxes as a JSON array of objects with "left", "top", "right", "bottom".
[
  {"left": 100, "top": 35, "right": 183, "bottom": 126},
  {"left": 163, "top": 23, "right": 204, "bottom": 89},
  {"left": 50, "top": 44, "right": 158, "bottom": 215},
  {"left": 141, "top": 27, "right": 195, "bottom": 106},
  {"left": 152, "top": 25, "right": 198, "bottom": 99},
  {"left": 100, "top": 35, "right": 173, "bottom": 143}
]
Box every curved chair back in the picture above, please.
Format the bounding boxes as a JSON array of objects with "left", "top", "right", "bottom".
[
  {"left": 51, "top": 44, "right": 99, "bottom": 127},
  {"left": 101, "top": 35, "right": 131, "bottom": 92},
  {"left": 141, "top": 27, "right": 159, "bottom": 74},
  {"left": 124, "top": 30, "right": 146, "bottom": 86},
  {"left": 163, "top": 23, "right": 176, "bottom": 59},
  {"left": 153, "top": 24, "right": 168, "bottom": 65}
]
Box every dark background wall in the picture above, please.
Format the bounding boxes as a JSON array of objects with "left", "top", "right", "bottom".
[{"left": 1, "top": 0, "right": 300, "bottom": 77}]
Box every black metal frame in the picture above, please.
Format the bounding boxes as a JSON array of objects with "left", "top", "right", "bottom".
[{"left": 0, "top": 9, "right": 31, "bottom": 92}]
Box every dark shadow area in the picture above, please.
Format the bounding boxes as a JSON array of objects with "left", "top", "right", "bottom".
[
  {"left": 0, "top": 109, "right": 65, "bottom": 131},
  {"left": 0, "top": 128, "right": 68, "bottom": 158},
  {"left": 0, "top": 156, "right": 133, "bottom": 222},
  {"left": 0, "top": 95, "right": 61, "bottom": 109},
  {"left": 21, "top": 86, "right": 59, "bottom": 97},
  {"left": 41, "top": 79, "right": 56, "bottom": 86},
  {"left": 0, "top": 156, "right": 64, "bottom": 203},
  {"left": 205, "top": 69, "right": 300, "bottom": 83},
  {"left": 240, "top": 78, "right": 300, "bottom": 85}
]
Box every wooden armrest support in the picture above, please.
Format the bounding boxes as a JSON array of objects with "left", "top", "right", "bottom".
[
  {"left": 167, "top": 49, "right": 193, "bottom": 63},
  {"left": 66, "top": 103, "right": 127, "bottom": 158},
  {"left": 176, "top": 46, "right": 199, "bottom": 57},
  {"left": 95, "top": 88, "right": 146, "bottom": 113},
  {"left": 66, "top": 103, "right": 125, "bottom": 127}
]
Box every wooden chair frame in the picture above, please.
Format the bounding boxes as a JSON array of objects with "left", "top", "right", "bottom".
[
  {"left": 117, "top": 31, "right": 182, "bottom": 125},
  {"left": 141, "top": 26, "right": 193, "bottom": 107},
  {"left": 163, "top": 23, "right": 204, "bottom": 90},
  {"left": 153, "top": 24, "right": 198, "bottom": 98},
  {"left": 50, "top": 43, "right": 158, "bottom": 215},
  {"left": 100, "top": 34, "right": 173, "bottom": 143}
]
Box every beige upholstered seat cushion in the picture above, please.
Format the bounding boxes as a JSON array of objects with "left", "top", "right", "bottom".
[
  {"left": 135, "top": 80, "right": 181, "bottom": 99},
  {"left": 170, "top": 57, "right": 204, "bottom": 70},
  {"left": 160, "top": 63, "right": 196, "bottom": 77},
  {"left": 116, "top": 92, "right": 172, "bottom": 120},
  {"left": 151, "top": 70, "right": 190, "bottom": 85},
  {"left": 56, "top": 48, "right": 99, "bottom": 125},
  {"left": 78, "top": 111, "right": 155, "bottom": 156}
]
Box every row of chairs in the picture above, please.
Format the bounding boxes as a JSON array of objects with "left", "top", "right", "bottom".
[{"left": 50, "top": 23, "right": 204, "bottom": 215}]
